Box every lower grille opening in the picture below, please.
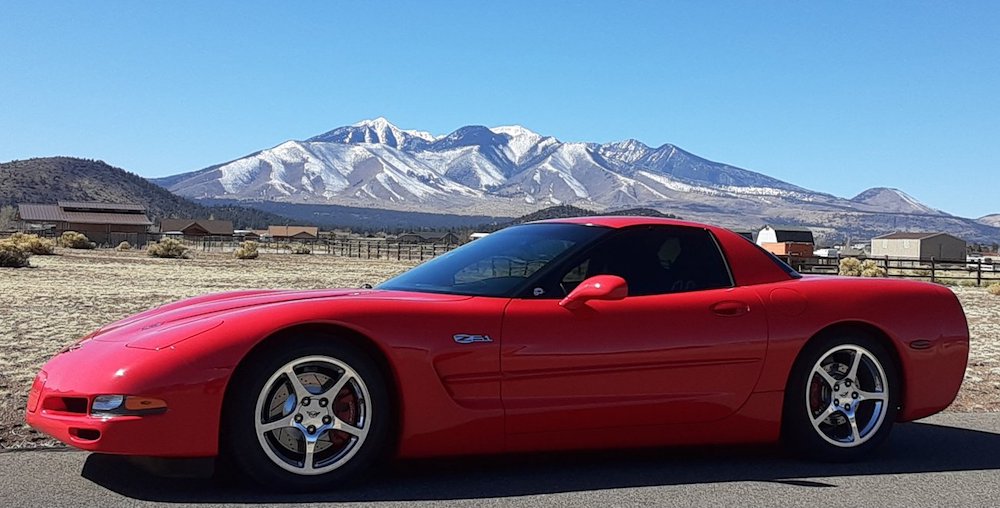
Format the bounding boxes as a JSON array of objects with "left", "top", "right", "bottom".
[
  {"left": 70, "top": 428, "right": 101, "bottom": 441},
  {"left": 42, "top": 397, "right": 89, "bottom": 414}
]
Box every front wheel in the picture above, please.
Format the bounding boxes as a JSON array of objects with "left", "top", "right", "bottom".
[
  {"left": 223, "top": 340, "right": 391, "bottom": 491},
  {"left": 783, "top": 334, "right": 899, "bottom": 461}
]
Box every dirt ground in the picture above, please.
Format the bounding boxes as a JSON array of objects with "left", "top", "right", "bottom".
[{"left": 1, "top": 249, "right": 998, "bottom": 449}]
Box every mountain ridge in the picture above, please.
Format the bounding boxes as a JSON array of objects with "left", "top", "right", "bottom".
[{"left": 138, "top": 117, "right": 1000, "bottom": 243}]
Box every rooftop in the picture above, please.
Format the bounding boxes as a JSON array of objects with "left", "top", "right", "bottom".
[{"left": 18, "top": 203, "right": 152, "bottom": 226}]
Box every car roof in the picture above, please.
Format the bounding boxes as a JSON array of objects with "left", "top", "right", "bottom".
[
  {"left": 530, "top": 215, "right": 796, "bottom": 286},
  {"left": 530, "top": 216, "right": 715, "bottom": 230}
]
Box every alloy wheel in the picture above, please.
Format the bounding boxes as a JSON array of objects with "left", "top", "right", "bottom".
[
  {"left": 805, "top": 345, "right": 889, "bottom": 447},
  {"left": 253, "top": 355, "right": 371, "bottom": 475}
]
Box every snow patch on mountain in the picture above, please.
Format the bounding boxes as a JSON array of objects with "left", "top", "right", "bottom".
[{"left": 851, "top": 187, "right": 943, "bottom": 215}]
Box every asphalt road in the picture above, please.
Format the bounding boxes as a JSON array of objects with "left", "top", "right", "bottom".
[{"left": 2, "top": 413, "right": 1000, "bottom": 507}]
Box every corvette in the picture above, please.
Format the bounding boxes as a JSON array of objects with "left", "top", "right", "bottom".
[{"left": 26, "top": 217, "right": 969, "bottom": 490}]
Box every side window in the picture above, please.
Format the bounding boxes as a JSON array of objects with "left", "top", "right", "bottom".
[{"left": 558, "top": 227, "right": 732, "bottom": 297}]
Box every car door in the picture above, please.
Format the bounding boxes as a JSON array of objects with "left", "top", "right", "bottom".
[{"left": 501, "top": 225, "right": 769, "bottom": 435}]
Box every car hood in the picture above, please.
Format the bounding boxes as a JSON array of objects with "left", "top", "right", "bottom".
[{"left": 89, "top": 288, "right": 471, "bottom": 343}]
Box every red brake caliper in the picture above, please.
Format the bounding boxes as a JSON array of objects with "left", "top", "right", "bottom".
[{"left": 331, "top": 387, "right": 358, "bottom": 448}]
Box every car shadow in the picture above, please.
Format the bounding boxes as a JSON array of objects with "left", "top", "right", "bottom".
[{"left": 82, "top": 420, "right": 1000, "bottom": 503}]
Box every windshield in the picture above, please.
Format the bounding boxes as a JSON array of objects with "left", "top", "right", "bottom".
[{"left": 377, "top": 223, "right": 609, "bottom": 297}]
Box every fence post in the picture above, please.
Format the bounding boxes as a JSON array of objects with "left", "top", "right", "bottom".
[
  {"left": 930, "top": 257, "right": 936, "bottom": 283},
  {"left": 977, "top": 260, "right": 982, "bottom": 287}
]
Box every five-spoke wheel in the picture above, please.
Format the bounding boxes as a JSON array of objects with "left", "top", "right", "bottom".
[
  {"left": 806, "top": 345, "right": 889, "bottom": 447},
  {"left": 225, "top": 340, "right": 390, "bottom": 491},
  {"left": 784, "top": 333, "right": 898, "bottom": 460},
  {"left": 254, "top": 355, "right": 371, "bottom": 475}
]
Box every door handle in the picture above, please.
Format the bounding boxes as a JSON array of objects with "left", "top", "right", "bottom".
[{"left": 711, "top": 301, "right": 749, "bottom": 317}]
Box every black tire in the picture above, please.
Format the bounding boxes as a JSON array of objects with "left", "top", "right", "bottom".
[
  {"left": 222, "top": 338, "right": 391, "bottom": 491},
  {"left": 783, "top": 331, "right": 899, "bottom": 461}
]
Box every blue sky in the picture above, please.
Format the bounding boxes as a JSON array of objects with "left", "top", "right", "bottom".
[{"left": 1, "top": 2, "right": 997, "bottom": 217}]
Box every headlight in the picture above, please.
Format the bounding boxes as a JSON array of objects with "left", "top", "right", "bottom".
[
  {"left": 92, "top": 395, "right": 124, "bottom": 412},
  {"left": 91, "top": 395, "right": 167, "bottom": 416}
]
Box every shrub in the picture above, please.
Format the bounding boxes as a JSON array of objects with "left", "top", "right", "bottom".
[
  {"left": 58, "top": 231, "right": 95, "bottom": 249},
  {"left": 958, "top": 280, "right": 977, "bottom": 288},
  {"left": 859, "top": 260, "right": 887, "bottom": 278},
  {"left": 838, "top": 257, "right": 862, "bottom": 276},
  {"left": 0, "top": 240, "right": 31, "bottom": 268},
  {"left": 291, "top": 243, "right": 312, "bottom": 255},
  {"left": 234, "top": 241, "right": 259, "bottom": 260},
  {"left": 9, "top": 232, "right": 55, "bottom": 255},
  {"left": 116, "top": 241, "right": 132, "bottom": 251},
  {"left": 839, "top": 258, "right": 886, "bottom": 277},
  {"left": 147, "top": 238, "right": 190, "bottom": 259},
  {"left": 988, "top": 283, "right": 1000, "bottom": 296}
]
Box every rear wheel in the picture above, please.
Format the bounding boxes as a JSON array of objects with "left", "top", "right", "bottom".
[
  {"left": 783, "top": 333, "right": 898, "bottom": 461},
  {"left": 224, "top": 340, "right": 390, "bottom": 491}
]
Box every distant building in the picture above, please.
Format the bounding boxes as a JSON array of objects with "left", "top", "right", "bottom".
[
  {"left": 757, "top": 225, "right": 815, "bottom": 245},
  {"left": 159, "top": 219, "right": 234, "bottom": 237},
  {"left": 813, "top": 248, "right": 840, "bottom": 258},
  {"left": 17, "top": 201, "right": 152, "bottom": 245},
  {"left": 267, "top": 225, "right": 319, "bottom": 240},
  {"left": 757, "top": 225, "right": 815, "bottom": 257},
  {"left": 397, "top": 231, "right": 461, "bottom": 245},
  {"left": 469, "top": 232, "right": 490, "bottom": 241},
  {"left": 234, "top": 230, "right": 261, "bottom": 240},
  {"left": 871, "top": 232, "right": 966, "bottom": 261}
]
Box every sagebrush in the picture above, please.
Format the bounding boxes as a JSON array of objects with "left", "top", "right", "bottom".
[
  {"left": 235, "top": 241, "right": 260, "bottom": 260},
  {"left": 0, "top": 240, "right": 31, "bottom": 268},
  {"left": 147, "top": 238, "right": 190, "bottom": 259},
  {"left": 291, "top": 243, "right": 312, "bottom": 255},
  {"left": 58, "top": 231, "right": 95, "bottom": 249},
  {"left": 116, "top": 241, "right": 132, "bottom": 251},
  {"left": 8, "top": 233, "right": 55, "bottom": 255},
  {"left": 838, "top": 258, "right": 887, "bottom": 277},
  {"left": 989, "top": 283, "right": 1000, "bottom": 296}
]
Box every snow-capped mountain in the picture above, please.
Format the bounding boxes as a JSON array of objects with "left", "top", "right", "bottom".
[
  {"left": 156, "top": 118, "right": 967, "bottom": 237},
  {"left": 308, "top": 117, "right": 436, "bottom": 151}
]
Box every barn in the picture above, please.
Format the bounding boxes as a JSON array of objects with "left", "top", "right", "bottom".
[
  {"left": 871, "top": 232, "right": 967, "bottom": 261},
  {"left": 17, "top": 201, "right": 152, "bottom": 246},
  {"left": 756, "top": 225, "right": 815, "bottom": 257}
]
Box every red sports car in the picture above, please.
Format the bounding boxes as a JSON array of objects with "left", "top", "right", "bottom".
[{"left": 26, "top": 217, "right": 969, "bottom": 491}]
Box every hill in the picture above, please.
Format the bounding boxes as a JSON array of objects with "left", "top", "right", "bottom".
[
  {"left": 0, "top": 157, "right": 292, "bottom": 229},
  {"left": 979, "top": 214, "right": 1000, "bottom": 228}
]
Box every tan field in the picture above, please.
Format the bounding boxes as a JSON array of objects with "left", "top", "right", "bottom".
[{"left": 1, "top": 249, "right": 998, "bottom": 450}]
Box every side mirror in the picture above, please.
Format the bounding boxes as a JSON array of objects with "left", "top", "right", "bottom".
[{"left": 559, "top": 275, "right": 628, "bottom": 310}]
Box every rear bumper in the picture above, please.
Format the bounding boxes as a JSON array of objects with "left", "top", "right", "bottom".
[{"left": 898, "top": 288, "right": 970, "bottom": 421}]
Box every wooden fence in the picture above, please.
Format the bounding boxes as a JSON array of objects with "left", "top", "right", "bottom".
[
  {"left": 155, "top": 236, "right": 459, "bottom": 262},
  {"left": 781, "top": 255, "right": 1000, "bottom": 287}
]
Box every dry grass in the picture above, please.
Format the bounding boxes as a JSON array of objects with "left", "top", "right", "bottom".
[
  {"left": 1, "top": 250, "right": 998, "bottom": 450},
  {"left": 0, "top": 248, "right": 415, "bottom": 449}
]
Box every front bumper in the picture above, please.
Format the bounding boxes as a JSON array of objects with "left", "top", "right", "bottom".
[{"left": 25, "top": 337, "right": 227, "bottom": 457}]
